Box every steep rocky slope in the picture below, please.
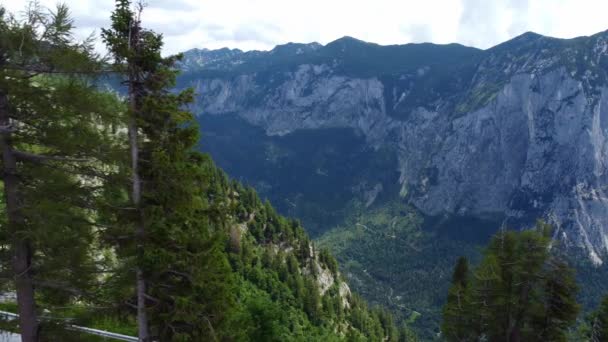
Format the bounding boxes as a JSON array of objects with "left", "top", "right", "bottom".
[{"left": 179, "top": 30, "right": 608, "bottom": 266}]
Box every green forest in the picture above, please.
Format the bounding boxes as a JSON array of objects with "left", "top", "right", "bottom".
[{"left": 1, "top": 1, "right": 608, "bottom": 341}]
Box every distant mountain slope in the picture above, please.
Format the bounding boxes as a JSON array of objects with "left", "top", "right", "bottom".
[{"left": 180, "top": 30, "right": 608, "bottom": 265}]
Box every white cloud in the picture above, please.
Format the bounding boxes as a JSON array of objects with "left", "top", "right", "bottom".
[{"left": 2, "top": 0, "right": 608, "bottom": 55}]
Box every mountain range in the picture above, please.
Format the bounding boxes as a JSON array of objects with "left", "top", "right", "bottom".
[{"left": 175, "top": 30, "right": 608, "bottom": 335}]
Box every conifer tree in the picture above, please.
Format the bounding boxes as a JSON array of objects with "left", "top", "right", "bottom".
[
  {"left": 398, "top": 324, "right": 418, "bottom": 342},
  {"left": 441, "top": 222, "right": 579, "bottom": 342},
  {"left": 102, "top": 1, "right": 235, "bottom": 340},
  {"left": 101, "top": 1, "right": 151, "bottom": 337},
  {"left": 442, "top": 256, "right": 474, "bottom": 341},
  {"left": 0, "top": 3, "right": 117, "bottom": 340},
  {"left": 304, "top": 278, "right": 322, "bottom": 322},
  {"left": 533, "top": 259, "right": 579, "bottom": 341},
  {"left": 589, "top": 295, "right": 608, "bottom": 341}
]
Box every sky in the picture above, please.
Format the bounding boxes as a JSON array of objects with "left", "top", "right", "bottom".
[{"left": 3, "top": 0, "right": 608, "bottom": 55}]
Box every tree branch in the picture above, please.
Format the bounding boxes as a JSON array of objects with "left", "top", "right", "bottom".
[
  {"left": 33, "top": 280, "right": 85, "bottom": 296},
  {"left": 4, "top": 65, "right": 113, "bottom": 76},
  {"left": 164, "top": 270, "right": 194, "bottom": 283},
  {"left": 14, "top": 150, "right": 89, "bottom": 164}
]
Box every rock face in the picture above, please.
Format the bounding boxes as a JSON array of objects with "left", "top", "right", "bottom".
[{"left": 178, "top": 31, "right": 608, "bottom": 264}]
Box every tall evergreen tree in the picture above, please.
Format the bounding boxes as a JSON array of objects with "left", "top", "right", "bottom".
[
  {"left": 101, "top": 1, "right": 151, "bottom": 338},
  {"left": 441, "top": 222, "right": 579, "bottom": 342},
  {"left": 533, "top": 259, "right": 579, "bottom": 341},
  {"left": 0, "top": 3, "right": 117, "bottom": 340},
  {"left": 442, "top": 256, "right": 475, "bottom": 341},
  {"left": 102, "top": 1, "right": 235, "bottom": 340}
]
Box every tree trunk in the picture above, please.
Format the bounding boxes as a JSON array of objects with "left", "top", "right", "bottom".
[
  {"left": 13, "top": 241, "right": 38, "bottom": 342},
  {"left": 509, "top": 281, "right": 531, "bottom": 342},
  {"left": 128, "top": 32, "right": 149, "bottom": 338},
  {"left": 136, "top": 267, "right": 148, "bottom": 341},
  {"left": 0, "top": 92, "right": 39, "bottom": 341},
  {"left": 130, "top": 113, "right": 149, "bottom": 341}
]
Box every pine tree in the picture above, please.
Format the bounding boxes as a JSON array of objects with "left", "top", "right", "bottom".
[
  {"left": 398, "top": 324, "right": 418, "bottom": 342},
  {"left": 101, "top": 1, "right": 151, "bottom": 337},
  {"left": 441, "top": 222, "right": 579, "bottom": 342},
  {"left": 590, "top": 295, "right": 608, "bottom": 341},
  {"left": 304, "top": 278, "right": 322, "bottom": 322},
  {"left": 532, "top": 260, "right": 579, "bottom": 341},
  {"left": 102, "top": 0, "right": 235, "bottom": 339},
  {"left": 441, "top": 256, "right": 474, "bottom": 341},
  {"left": 0, "top": 3, "right": 117, "bottom": 340}
]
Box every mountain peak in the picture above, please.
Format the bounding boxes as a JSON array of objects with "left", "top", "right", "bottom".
[
  {"left": 179, "top": 47, "right": 245, "bottom": 71},
  {"left": 515, "top": 31, "right": 544, "bottom": 40},
  {"left": 486, "top": 30, "right": 551, "bottom": 55},
  {"left": 269, "top": 41, "right": 322, "bottom": 56},
  {"left": 327, "top": 36, "right": 371, "bottom": 46},
  {"left": 335, "top": 35, "right": 364, "bottom": 42}
]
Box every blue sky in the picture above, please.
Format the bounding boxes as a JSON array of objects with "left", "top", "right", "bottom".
[{"left": 4, "top": 0, "right": 608, "bottom": 55}]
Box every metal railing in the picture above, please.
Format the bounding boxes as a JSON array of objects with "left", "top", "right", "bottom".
[{"left": 0, "top": 310, "right": 138, "bottom": 341}]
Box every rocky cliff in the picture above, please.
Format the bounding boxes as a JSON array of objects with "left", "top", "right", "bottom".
[{"left": 178, "top": 30, "right": 608, "bottom": 264}]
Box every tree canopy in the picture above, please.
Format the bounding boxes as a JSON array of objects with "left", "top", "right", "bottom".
[{"left": 442, "top": 222, "right": 579, "bottom": 342}]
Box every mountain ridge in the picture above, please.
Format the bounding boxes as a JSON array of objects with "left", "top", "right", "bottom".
[
  {"left": 181, "top": 28, "right": 608, "bottom": 266},
  {"left": 180, "top": 29, "right": 608, "bottom": 71}
]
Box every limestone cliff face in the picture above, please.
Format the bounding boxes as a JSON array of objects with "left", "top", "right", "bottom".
[{"left": 179, "top": 31, "right": 608, "bottom": 264}]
